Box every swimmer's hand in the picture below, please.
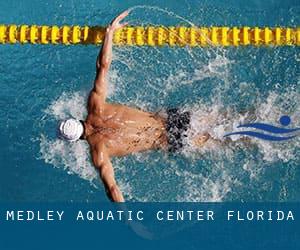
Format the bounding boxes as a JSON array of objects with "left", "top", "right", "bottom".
[{"left": 107, "top": 10, "right": 129, "bottom": 33}]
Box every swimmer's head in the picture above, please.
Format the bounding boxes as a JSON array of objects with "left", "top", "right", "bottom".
[{"left": 57, "top": 118, "right": 84, "bottom": 142}]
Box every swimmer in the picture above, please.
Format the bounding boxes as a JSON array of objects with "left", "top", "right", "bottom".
[{"left": 58, "top": 11, "right": 211, "bottom": 202}]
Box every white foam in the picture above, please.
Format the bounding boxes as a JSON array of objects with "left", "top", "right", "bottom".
[
  {"left": 39, "top": 134, "right": 97, "bottom": 183},
  {"left": 45, "top": 91, "right": 87, "bottom": 120},
  {"left": 39, "top": 92, "right": 98, "bottom": 185}
]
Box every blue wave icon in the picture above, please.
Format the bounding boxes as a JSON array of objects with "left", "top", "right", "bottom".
[{"left": 224, "top": 116, "right": 300, "bottom": 141}]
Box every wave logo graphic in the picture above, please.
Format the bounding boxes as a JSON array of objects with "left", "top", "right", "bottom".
[{"left": 224, "top": 116, "right": 300, "bottom": 141}]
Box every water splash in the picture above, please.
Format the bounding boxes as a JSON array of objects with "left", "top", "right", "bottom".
[
  {"left": 37, "top": 6, "right": 300, "bottom": 202},
  {"left": 39, "top": 88, "right": 300, "bottom": 202},
  {"left": 39, "top": 134, "right": 97, "bottom": 184}
]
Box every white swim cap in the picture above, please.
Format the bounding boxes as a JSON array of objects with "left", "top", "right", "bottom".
[{"left": 58, "top": 118, "right": 84, "bottom": 142}]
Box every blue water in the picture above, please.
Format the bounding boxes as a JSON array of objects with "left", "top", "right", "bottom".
[{"left": 0, "top": 0, "right": 299, "bottom": 202}]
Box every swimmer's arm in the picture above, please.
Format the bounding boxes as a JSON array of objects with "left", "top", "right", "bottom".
[
  {"left": 94, "top": 11, "right": 129, "bottom": 99},
  {"left": 92, "top": 144, "right": 125, "bottom": 202}
]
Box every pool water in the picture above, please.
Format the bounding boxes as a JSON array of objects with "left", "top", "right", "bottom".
[{"left": 0, "top": 0, "right": 299, "bottom": 202}]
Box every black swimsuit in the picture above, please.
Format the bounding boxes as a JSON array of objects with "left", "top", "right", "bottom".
[{"left": 166, "top": 108, "right": 191, "bottom": 153}]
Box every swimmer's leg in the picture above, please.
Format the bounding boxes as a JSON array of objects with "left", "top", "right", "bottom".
[
  {"left": 189, "top": 107, "right": 259, "bottom": 148},
  {"left": 190, "top": 115, "right": 216, "bottom": 147},
  {"left": 192, "top": 133, "right": 254, "bottom": 148},
  {"left": 192, "top": 132, "right": 211, "bottom": 147}
]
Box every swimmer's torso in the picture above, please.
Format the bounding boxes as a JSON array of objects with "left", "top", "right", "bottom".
[{"left": 85, "top": 92, "right": 167, "bottom": 156}]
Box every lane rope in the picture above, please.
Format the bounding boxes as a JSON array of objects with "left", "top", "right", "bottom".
[{"left": 0, "top": 25, "right": 299, "bottom": 46}]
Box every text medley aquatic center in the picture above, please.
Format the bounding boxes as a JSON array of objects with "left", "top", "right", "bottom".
[{"left": 3, "top": 210, "right": 295, "bottom": 222}]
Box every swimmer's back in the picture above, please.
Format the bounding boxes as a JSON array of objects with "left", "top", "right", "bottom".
[{"left": 86, "top": 101, "right": 168, "bottom": 157}]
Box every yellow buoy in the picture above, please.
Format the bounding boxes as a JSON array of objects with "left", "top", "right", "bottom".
[{"left": 0, "top": 24, "right": 298, "bottom": 47}]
